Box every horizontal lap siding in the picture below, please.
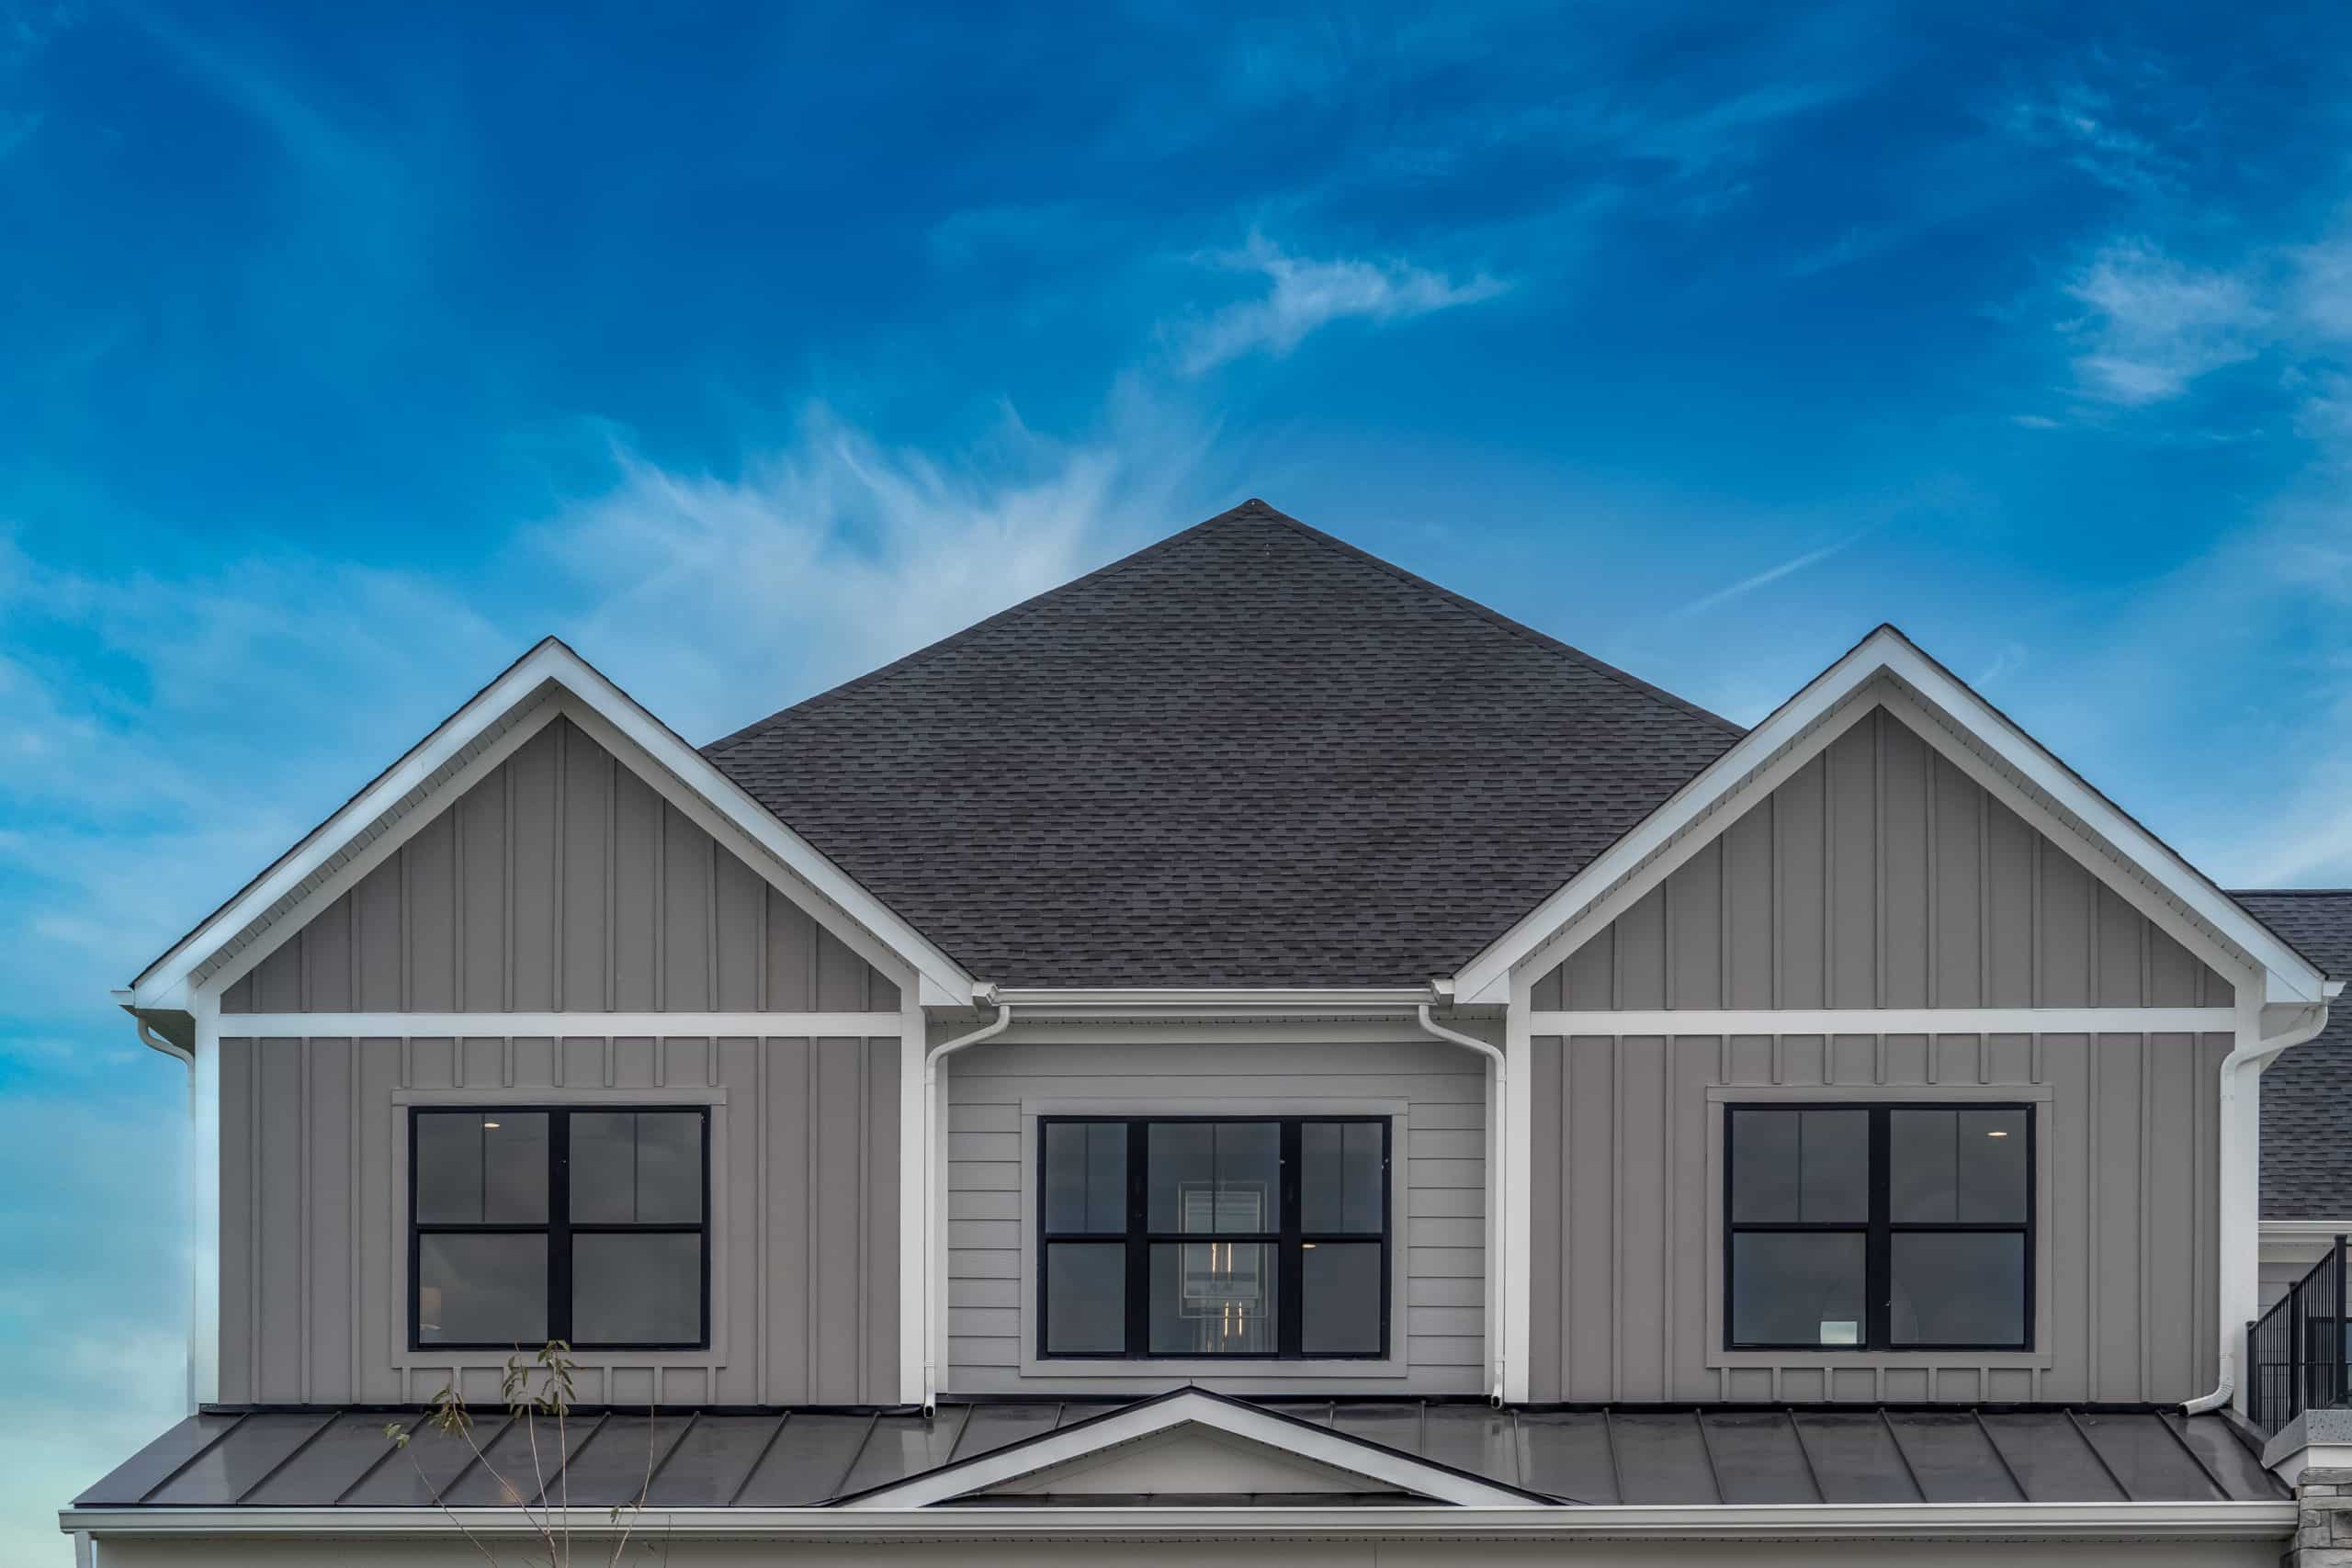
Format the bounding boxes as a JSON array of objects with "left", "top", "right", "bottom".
[
  {"left": 945, "top": 1038, "right": 1487, "bottom": 1394},
  {"left": 216, "top": 1033, "right": 898, "bottom": 1406},
  {"left": 220, "top": 717, "right": 897, "bottom": 1015},
  {"left": 1524, "top": 1030, "right": 2226, "bottom": 1404},
  {"left": 1530, "top": 707, "right": 2232, "bottom": 1010}
]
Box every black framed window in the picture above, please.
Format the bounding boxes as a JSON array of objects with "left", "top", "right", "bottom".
[
  {"left": 1038, "top": 1116, "right": 1389, "bottom": 1359},
  {"left": 1725, "top": 1103, "right": 2032, "bottom": 1352},
  {"left": 410, "top": 1107, "right": 709, "bottom": 1351}
]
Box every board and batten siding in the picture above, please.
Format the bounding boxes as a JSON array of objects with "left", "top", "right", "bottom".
[
  {"left": 1529, "top": 707, "right": 2233, "bottom": 1011},
  {"left": 219, "top": 716, "right": 899, "bottom": 1016},
  {"left": 215, "top": 1031, "right": 899, "bottom": 1406},
  {"left": 944, "top": 1035, "right": 1488, "bottom": 1395},
  {"left": 1525, "top": 1030, "right": 2226, "bottom": 1404}
]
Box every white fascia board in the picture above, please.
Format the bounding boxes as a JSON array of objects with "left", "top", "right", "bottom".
[
  {"left": 1453, "top": 626, "right": 2325, "bottom": 1006},
  {"left": 128, "top": 637, "right": 975, "bottom": 1011},
  {"left": 1526, "top": 1008, "right": 2240, "bottom": 1036},
  {"left": 2263, "top": 1220, "right": 2352, "bottom": 1236},
  {"left": 839, "top": 1391, "right": 1535, "bottom": 1509},
  {"left": 211, "top": 1012, "right": 905, "bottom": 1037},
  {"left": 989, "top": 987, "right": 1439, "bottom": 1018},
  {"left": 64, "top": 1501, "right": 2298, "bottom": 1543}
]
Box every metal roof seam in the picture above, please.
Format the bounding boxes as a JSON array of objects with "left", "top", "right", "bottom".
[
  {"left": 826, "top": 1412, "right": 881, "bottom": 1504},
  {"left": 1970, "top": 1411, "right": 2030, "bottom": 1502},
  {"left": 1876, "top": 1409, "right": 1928, "bottom": 1503},
  {"left": 1600, "top": 1409, "right": 1624, "bottom": 1505},
  {"left": 139, "top": 1413, "right": 248, "bottom": 1506},
  {"left": 1783, "top": 1412, "right": 1827, "bottom": 1505},
  {"left": 723, "top": 1414, "right": 791, "bottom": 1507},
  {"left": 2154, "top": 1410, "right": 2233, "bottom": 1501},
  {"left": 1690, "top": 1413, "right": 1726, "bottom": 1504},
  {"left": 640, "top": 1411, "right": 700, "bottom": 1498},
  {"left": 231, "top": 1411, "right": 340, "bottom": 1505},
  {"left": 2063, "top": 1409, "right": 2133, "bottom": 1502}
]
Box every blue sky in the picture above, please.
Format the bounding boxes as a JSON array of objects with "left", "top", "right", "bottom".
[{"left": 6, "top": 0, "right": 2352, "bottom": 1554}]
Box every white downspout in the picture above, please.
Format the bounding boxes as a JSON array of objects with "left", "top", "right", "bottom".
[
  {"left": 2184, "top": 993, "right": 2332, "bottom": 1415},
  {"left": 127, "top": 1004, "right": 198, "bottom": 1414},
  {"left": 922, "top": 994, "right": 1012, "bottom": 1416},
  {"left": 1415, "top": 1002, "right": 1507, "bottom": 1408}
]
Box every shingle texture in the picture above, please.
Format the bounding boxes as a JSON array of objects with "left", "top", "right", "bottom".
[
  {"left": 705, "top": 501, "right": 1742, "bottom": 987},
  {"left": 2233, "top": 888, "right": 2352, "bottom": 1219}
]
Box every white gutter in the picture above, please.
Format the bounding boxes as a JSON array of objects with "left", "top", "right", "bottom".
[
  {"left": 2185, "top": 990, "right": 2335, "bottom": 1415},
  {"left": 1414, "top": 1002, "right": 1507, "bottom": 1407},
  {"left": 61, "top": 1501, "right": 2298, "bottom": 1544},
  {"left": 922, "top": 993, "right": 1012, "bottom": 1416}
]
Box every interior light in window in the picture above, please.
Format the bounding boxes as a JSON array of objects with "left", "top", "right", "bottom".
[
  {"left": 1820, "top": 1320, "right": 1860, "bottom": 1346},
  {"left": 481, "top": 1121, "right": 501, "bottom": 1130},
  {"left": 1985, "top": 1129, "right": 2007, "bottom": 1137}
]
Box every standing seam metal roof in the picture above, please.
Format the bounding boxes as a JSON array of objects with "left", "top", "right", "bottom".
[{"left": 75, "top": 1400, "right": 2283, "bottom": 1510}]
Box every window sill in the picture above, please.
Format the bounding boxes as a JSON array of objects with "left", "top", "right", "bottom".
[
  {"left": 1703, "top": 1348, "right": 2052, "bottom": 1371},
  {"left": 1018, "top": 1356, "right": 1411, "bottom": 1381},
  {"left": 394, "top": 1348, "right": 729, "bottom": 1371}
]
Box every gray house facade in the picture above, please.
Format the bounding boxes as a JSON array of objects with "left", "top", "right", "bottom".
[{"left": 63, "top": 502, "right": 2352, "bottom": 1562}]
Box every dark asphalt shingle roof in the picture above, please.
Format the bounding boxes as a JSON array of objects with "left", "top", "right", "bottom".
[
  {"left": 2232, "top": 888, "right": 2352, "bottom": 1219},
  {"left": 705, "top": 500, "right": 1742, "bottom": 987}
]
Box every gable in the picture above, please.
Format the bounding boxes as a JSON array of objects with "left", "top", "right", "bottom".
[
  {"left": 1532, "top": 705, "right": 2233, "bottom": 1010},
  {"left": 974, "top": 1424, "right": 1408, "bottom": 1499},
  {"left": 220, "top": 716, "right": 899, "bottom": 1014}
]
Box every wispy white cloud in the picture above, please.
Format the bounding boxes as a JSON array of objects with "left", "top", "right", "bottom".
[
  {"left": 1674, "top": 528, "right": 1871, "bottom": 618},
  {"left": 2063, "top": 239, "right": 2269, "bottom": 406},
  {"left": 1174, "top": 234, "right": 1507, "bottom": 375},
  {"left": 2000, "top": 70, "right": 2183, "bottom": 197}
]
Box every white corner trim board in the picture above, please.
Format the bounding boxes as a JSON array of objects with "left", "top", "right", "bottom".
[
  {"left": 129, "top": 637, "right": 977, "bottom": 1013},
  {"left": 1451, "top": 626, "right": 2328, "bottom": 1007}
]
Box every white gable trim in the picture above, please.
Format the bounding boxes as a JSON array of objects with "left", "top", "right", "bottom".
[
  {"left": 129, "top": 637, "right": 977, "bottom": 1011},
  {"left": 1453, "top": 626, "right": 2325, "bottom": 1007},
  {"left": 836, "top": 1391, "right": 1538, "bottom": 1509}
]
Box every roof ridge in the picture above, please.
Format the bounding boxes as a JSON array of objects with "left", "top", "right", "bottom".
[
  {"left": 1239, "top": 501, "right": 1746, "bottom": 738},
  {"left": 701, "top": 501, "right": 1269, "bottom": 753}
]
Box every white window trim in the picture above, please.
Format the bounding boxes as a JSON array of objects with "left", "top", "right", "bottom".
[
  {"left": 387, "top": 1088, "right": 731, "bottom": 1372},
  {"left": 1702, "top": 1083, "right": 2058, "bottom": 1372},
  {"left": 1007, "top": 1098, "right": 1419, "bottom": 1383}
]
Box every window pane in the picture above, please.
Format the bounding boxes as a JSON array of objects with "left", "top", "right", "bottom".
[
  {"left": 1149, "top": 1242, "right": 1276, "bottom": 1353},
  {"left": 481, "top": 1113, "right": 548, "bottom": 1224},
  {"left": 1303, "top": 1123, "right": 1383, "bottom": 1235},
  {"left": 1301, "top": 1242, "right": 1383, "bottom": 1354},
  {"left": 1890, "top": 1232, "right": 2025, "bottom": 1346},
  {"left": 1732, "top": 1110, "right": 1866, "bottom": 1224},
  {"left": 571, "top": 1233, "right": 701, "bottom": 1345},
  {"left": 1957, "top": 1109, "right": 2028, "bottom": 1223},
  {"left": 1148, "top": 1122, "right": 1277, "bottom": 1235},
  {"left": 570, "top": 1111, "right": 636, "bottom": 1223},
  {"left": 633, "top": 1112, "right": 703, "bottom": 1224},
  {"left": 417, "top": 1233, "right": 546, "bottom": 1345},
  {"left": 1799, "top": 1110, "right": 1869, "bottom": 1222},
  {"left": 1045, "top": 1123, "right": 1125, "bottom": 1234},
  {"left": 1147, "top": 1122, "right": 1212, "bottom": 1232},
  {"left": 1889, "top": 1110, "right": 1956, "bottom": 1223},
  {"left": 1730, "top": 1232, "right": 1865, "bottom": 1348},
  {"left": 415, "top": 1112, "right": 485, "bottom": 1224},
  {"left": 1729, "top": 1111, "right": 1797, "bottom": 1222},
  {"left": 571, "top": 1111, "right": 702, "bottom": 1224},
  {"left": 1045, "top": 1244, "right": 1125, "bottom": 1354}
]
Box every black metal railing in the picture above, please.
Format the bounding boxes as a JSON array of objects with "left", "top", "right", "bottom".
[{"left": 2248, "top": 1235, "right": 2348, "bottom": 1434}]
